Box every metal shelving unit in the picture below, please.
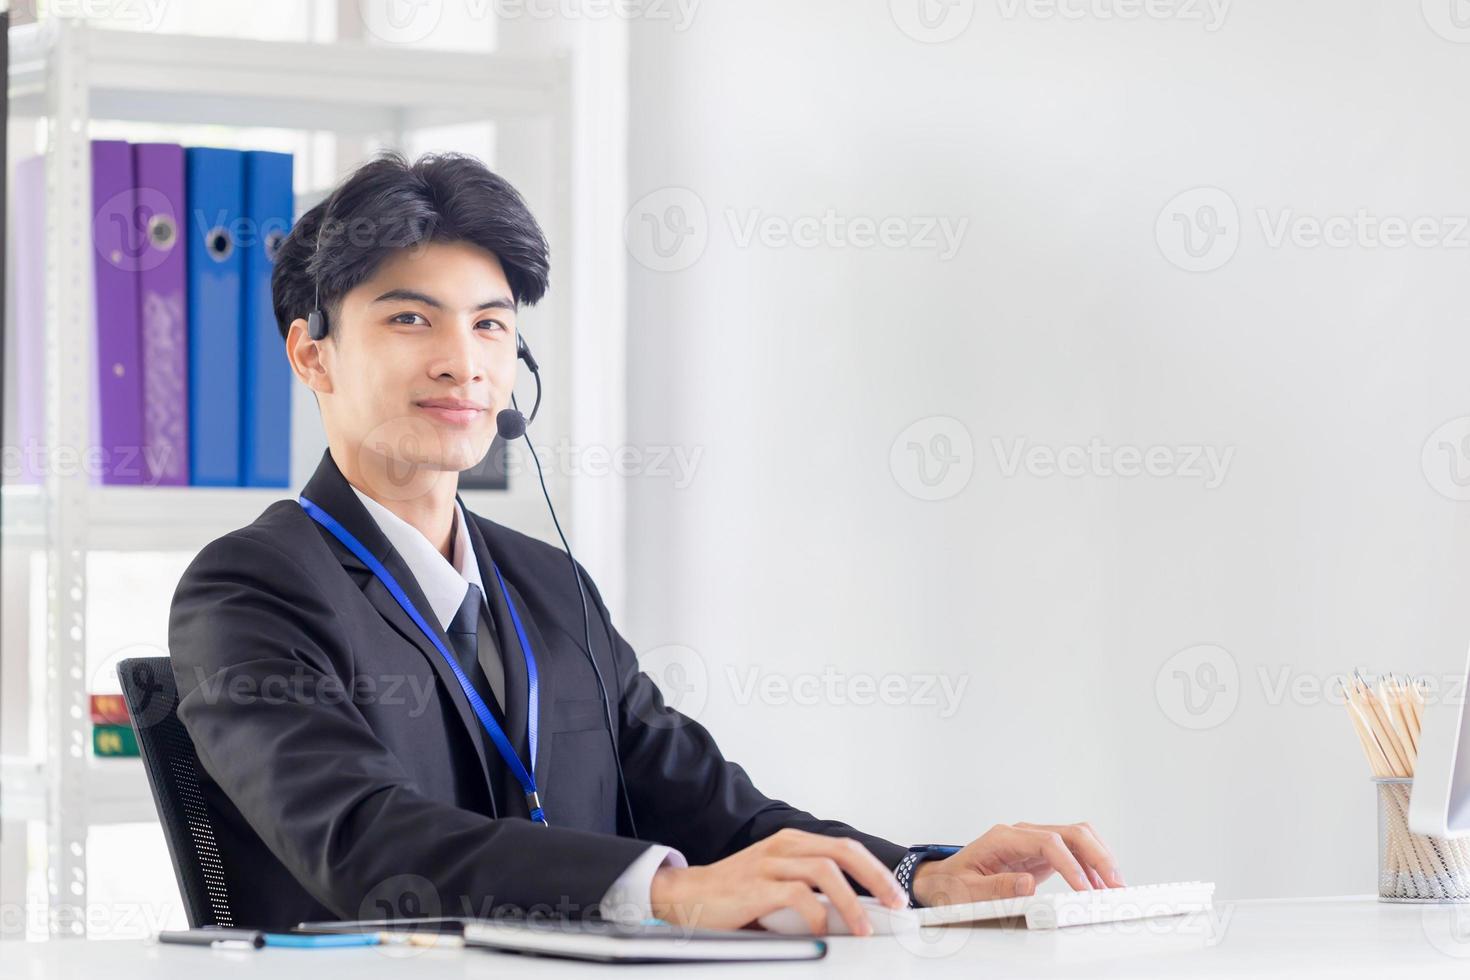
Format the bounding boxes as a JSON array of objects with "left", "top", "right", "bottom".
[{"left": 0, "top": 14, "right": 630, "bottom": 938}]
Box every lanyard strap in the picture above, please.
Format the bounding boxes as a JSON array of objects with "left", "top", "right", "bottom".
[{"left": 298, "top": 495, "right": 546, "bottom": 825}]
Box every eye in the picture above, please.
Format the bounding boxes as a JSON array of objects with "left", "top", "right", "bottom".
[
  {"left": 391, "top": 312, "right": 428, "bottom": 326},
  {"left": 477, "top": 318, "right": 510, "bottom": 332}
]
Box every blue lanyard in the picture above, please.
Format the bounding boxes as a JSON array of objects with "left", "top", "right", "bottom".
[{"left": 298, "top": 495, "right": 546, "bottom": 825}]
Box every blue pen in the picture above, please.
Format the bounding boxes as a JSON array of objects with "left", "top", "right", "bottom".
[{"left": 262, "top": 932, "right": 381, "bottom": 948}]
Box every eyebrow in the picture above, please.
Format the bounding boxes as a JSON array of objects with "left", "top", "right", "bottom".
[{"left": 371, "top": 287, "right": 516, "bottom": 313}]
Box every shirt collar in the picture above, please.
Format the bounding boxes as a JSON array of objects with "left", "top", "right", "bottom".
[{"left": 348, "top": 485, "right": 486, "bottom": 631}]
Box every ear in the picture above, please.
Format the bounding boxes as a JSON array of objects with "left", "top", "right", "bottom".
[{"left": 286, "top": 318, "right": 334, "bottom": 396}]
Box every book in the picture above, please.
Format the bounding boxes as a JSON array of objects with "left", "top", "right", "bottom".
[
  {"left": 91, "top": 139, "right": 146, "bottom": 485},
  {"left": 185, "top": 146, "right": 244, "bottom": 486},
  {"left": 92, "top": 723, "right": 139, "bottom": 757},
  {"left": 463, "top": 917, "right": 827, "bottom": 963},
  {"left": 240, "top": 150, "right": 294, "bottom": 487},
  {"left": 133, "top": 142, "right": 189, "bottom": 486},
  {"left": 90, "top": 693, "right": 130, "bottom": 725}
]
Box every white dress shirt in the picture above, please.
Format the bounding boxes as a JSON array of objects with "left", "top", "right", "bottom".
[{"left": 348, "top": 485, "right": 685, "bottom": 921}]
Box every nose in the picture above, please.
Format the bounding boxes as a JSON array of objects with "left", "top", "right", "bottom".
[{"left": 429, "top": 320, "right": 484, "bottom": 386}]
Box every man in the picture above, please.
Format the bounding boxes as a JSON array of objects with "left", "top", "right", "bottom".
[{"left": 169, "top": 151, "right": 1124, "bottom": 936}]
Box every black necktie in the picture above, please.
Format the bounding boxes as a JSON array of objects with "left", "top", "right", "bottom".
[{"left": 447, "top": 583, "right": 501, "bottom": 711}]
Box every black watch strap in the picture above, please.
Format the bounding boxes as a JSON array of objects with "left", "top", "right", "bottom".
[{"left": 895, "top": 845, "right": 961, "bottom": 908}]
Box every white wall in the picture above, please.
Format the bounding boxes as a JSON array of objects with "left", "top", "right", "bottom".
[{"left": 623, "top": 0, "right": 1470, "bottom": 899}]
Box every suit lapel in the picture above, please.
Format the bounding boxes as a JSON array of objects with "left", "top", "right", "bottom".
[
  {"left": 462, "top": 501, "right": 555, "bottom": 801},
  {"left": 298, "top": 451, "right": 497, "bottom": 792}
]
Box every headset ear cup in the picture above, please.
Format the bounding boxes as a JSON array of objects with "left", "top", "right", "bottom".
[{"left": 307, "top": 309, "right": 327, "bottom": 341}]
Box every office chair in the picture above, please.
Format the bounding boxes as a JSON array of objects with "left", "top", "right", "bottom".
[{"left": 116, "top": 656, "right": 237, "bottom": 927}]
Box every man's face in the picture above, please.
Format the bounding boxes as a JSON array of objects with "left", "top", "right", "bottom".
[{"left": 301, "top": 239, "right": 520, "bottom": 485}]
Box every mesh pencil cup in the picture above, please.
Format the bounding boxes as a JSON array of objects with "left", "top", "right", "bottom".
[{"left": 1376, "top": 777, "right": 1470, "bottom": 902}]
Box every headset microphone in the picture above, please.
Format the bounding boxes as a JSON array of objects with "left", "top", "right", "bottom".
[
  {"left": 499, "top": 331, "right": 639, "bottom": 839},
  {"left": 495, "top": 334, "right": 541, "bottom": 439},
  {"left": 495, "top": 409, "right": 526, "bottom": 441}
]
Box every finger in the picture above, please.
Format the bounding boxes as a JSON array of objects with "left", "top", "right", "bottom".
[
  {"left": 765, "top": 857, "right": 871, "bottom": 937},
  {"left": 966, "top": 872, "right": 1035, "bottom": 901},
  {"left": 786, "top": 835, "right": 906, "bottom": 909},
  {"left": 1013, "top": 828, "right": 1092, "bottom": 891},
  {"left": 1049, "top": 823, "right": 1124, "bottom": 888},
  {"left": 763, "top": 881, "right": 829, "bottom": 936},
  {"left": 1016, "top": 821, "right": 1120, "bottom": 888}
]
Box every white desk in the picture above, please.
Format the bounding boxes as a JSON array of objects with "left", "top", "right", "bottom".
[{"left": 4, "top": 896, "right": 1470, "bottom": 978}]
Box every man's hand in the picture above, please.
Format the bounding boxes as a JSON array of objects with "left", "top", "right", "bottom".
[
  {"left": 911, "top": 821, "right": 1125, "bottom": 908},
  {"left": 648, "top": 828, "right": 906, "bottom": 936}
]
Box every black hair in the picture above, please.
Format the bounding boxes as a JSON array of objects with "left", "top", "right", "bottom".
[{"left": 271, "top": 150, "right": 550, "bottom": 342}]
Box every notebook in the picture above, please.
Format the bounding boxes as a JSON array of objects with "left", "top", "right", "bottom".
[
  {"left": 298, "top": 915, "right": 827, "bottom": 963},
  {"left": 463, "top": 917, "right": 827, "bottom": 963}
]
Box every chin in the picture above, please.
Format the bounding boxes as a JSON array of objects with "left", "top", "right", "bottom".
[
  {"left": 435, "top": 436, "right": 496, "bottom": 474},
  {"left": 358, "top": 418, "right": 493, "bottom": 477}
]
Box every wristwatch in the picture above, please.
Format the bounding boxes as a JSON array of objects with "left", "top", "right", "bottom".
[{"left": 895, "top": 844, "right": 962, "bottom": 909}]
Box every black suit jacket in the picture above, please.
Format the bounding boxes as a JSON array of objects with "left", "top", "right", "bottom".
[{"left": 168, "top": 448, "right": 908, "bottom": 930}]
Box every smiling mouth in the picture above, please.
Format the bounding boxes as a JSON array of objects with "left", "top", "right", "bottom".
[{"left": 415, "top": 403, "right": 486, "bottom": 426}]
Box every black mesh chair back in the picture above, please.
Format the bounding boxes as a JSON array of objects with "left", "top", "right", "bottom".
[{"left": 116, "top": 656, "right": 236, "bottom": 928}]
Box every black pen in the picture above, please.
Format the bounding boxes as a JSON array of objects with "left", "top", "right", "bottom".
[{"left": 158, "top": 927, "right": 265, "bottom": 949}]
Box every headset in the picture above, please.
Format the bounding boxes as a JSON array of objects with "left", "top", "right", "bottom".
[{"left": 304, "top": 210, "right": 639, "bottom": 838}]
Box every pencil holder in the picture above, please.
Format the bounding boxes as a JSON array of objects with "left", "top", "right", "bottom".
[{"left": 1376, "top": 777, "right": 1470, "bottom": 902}]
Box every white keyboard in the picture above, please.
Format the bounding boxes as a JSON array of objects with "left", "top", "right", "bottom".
[
  {"left": 758, "top": 881, "right": 1215, "bottom": 935},
  {"left": 917, "top": 880, "right": 1216, "bottom": 931}
]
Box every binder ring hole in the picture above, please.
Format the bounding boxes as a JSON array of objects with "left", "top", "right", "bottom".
[
  {"left": 147, "top": 214, "right": 177, "bottom": 252},
  {"left": 207, "top": 226, "right": 233, "bottom": 263}
]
